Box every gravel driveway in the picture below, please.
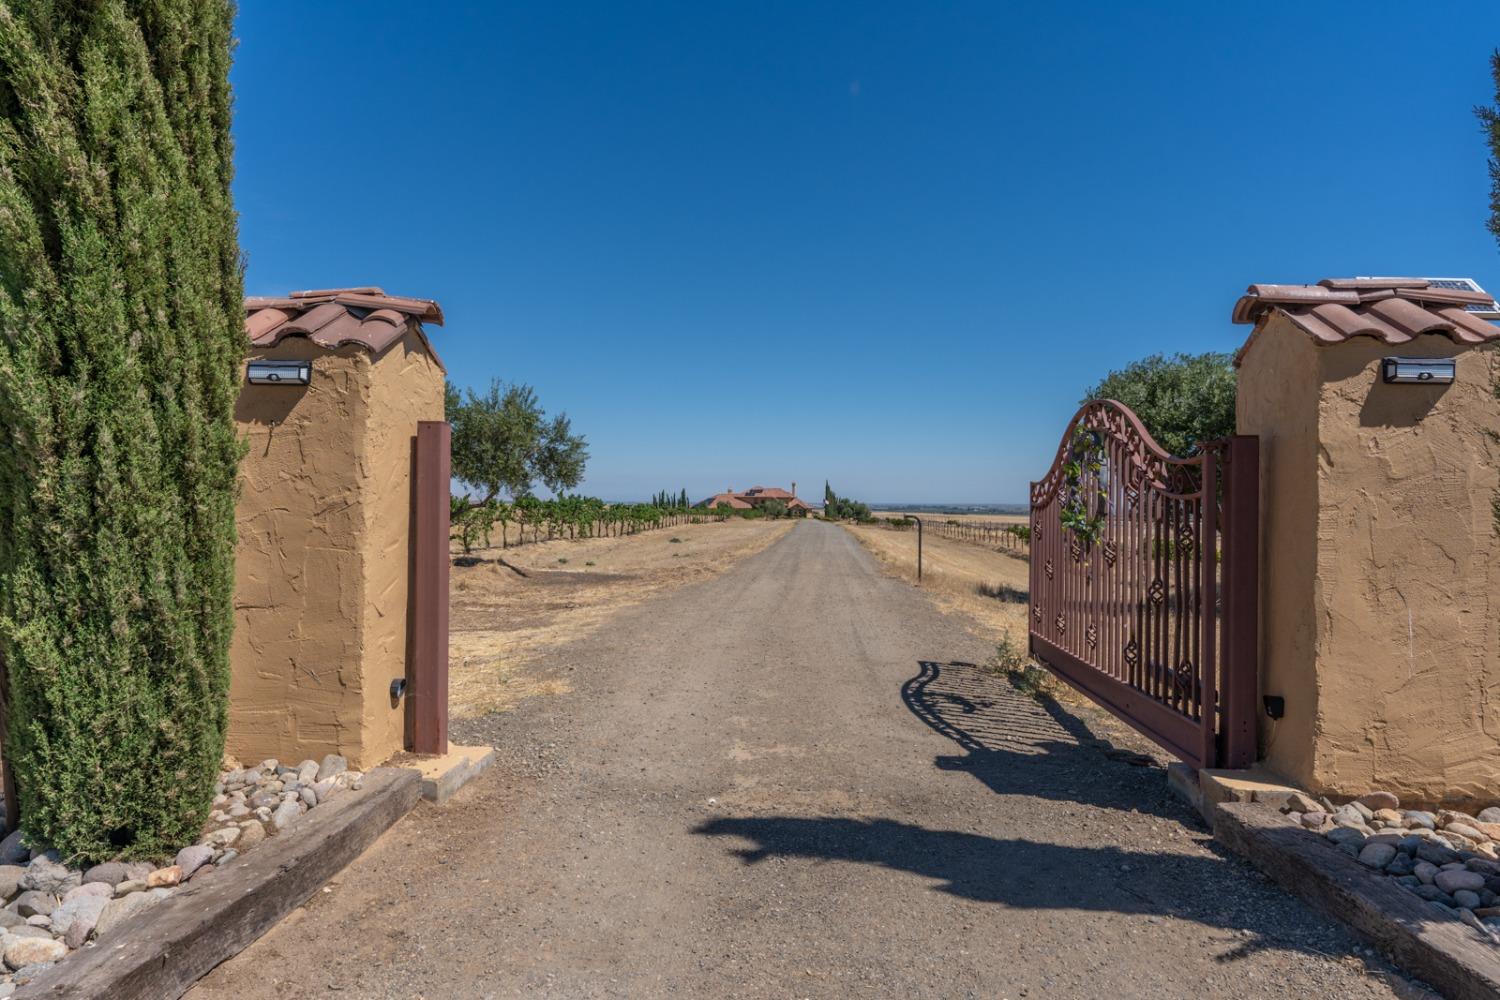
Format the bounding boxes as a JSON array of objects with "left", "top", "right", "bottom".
[{"left": 188, "top": 520, "right": 1420, "bottom": 999}]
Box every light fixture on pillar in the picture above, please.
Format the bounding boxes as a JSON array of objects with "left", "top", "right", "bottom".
[
  {"left": 246, "top": 360, "right": 313, "bottom": 386},
  {"left": 1381, "top": 356, "right": 1455, "bottom": 385}
]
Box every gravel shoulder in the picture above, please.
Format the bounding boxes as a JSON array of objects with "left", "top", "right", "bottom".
[{"left": 188, "top": 520, "right": 1420, "bottom": 999}]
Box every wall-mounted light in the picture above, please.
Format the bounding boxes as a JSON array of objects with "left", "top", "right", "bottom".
[
  {"left": 247, "top": 360, "right": 312, "bottom": 386},
  {"left": 1381, "top": 356, "right": 1455, "bottom": 385}
]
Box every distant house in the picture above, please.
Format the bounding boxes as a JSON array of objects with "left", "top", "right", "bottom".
[{"left": 696, "top": 484, "right": 815, "bottom": 515}]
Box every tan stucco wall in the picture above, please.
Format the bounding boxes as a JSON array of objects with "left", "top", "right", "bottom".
[
  {"left": 358, "top": 331, "right": 445, "bottom": 764},
  {"left": 1236, "top": 318, "right": 1322, "bottom": 790},
  {"left": 1240, "top": 315, "right": 1500, "bottom": 806},
  {"left": 229, "top": 329, "right": 442, "bottom": 769}
]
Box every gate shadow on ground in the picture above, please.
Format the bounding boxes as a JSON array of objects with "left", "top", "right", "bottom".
[
  {"left": 902, "top": 659, "right": 1185, "bottom": 820},
  {"left": 694, "top": 660, "right": 1413, "bottom": 972},
  {"left": 695, "top": 814, "right": 1330, "bottom": 962}
]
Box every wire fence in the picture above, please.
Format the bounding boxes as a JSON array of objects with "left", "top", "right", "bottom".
[{"left": 883, "top": 517, "right": 1031, "bottom": 557}]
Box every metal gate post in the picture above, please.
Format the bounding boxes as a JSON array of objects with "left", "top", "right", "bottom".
[
  {"left": 1220, "top": 435, "right": 1259, "bottom": 768},
  {"left": 411, "top": 420, "right": 451, "bottom": 755}
]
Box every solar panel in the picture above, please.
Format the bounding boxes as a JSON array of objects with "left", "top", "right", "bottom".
[{"left": 1422, "top": 277, "right": 1500, "bottom": 319}]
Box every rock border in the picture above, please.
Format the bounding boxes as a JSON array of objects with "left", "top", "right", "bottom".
[
  {"left": 13, "top": 767, "right": 421, "bottom": 1000},
  {"left": 1213, "top": 800, "right": 1500, "bottom": 1000}
]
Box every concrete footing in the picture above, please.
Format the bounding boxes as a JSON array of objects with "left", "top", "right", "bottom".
[
  {"left": 1167, "top": 761, "right": 1306, "bottom": 824},
  {"left": 410, "top": 743, "right": 497, "bottom": 803}
]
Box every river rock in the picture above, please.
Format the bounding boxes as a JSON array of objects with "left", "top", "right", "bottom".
[
  {"left": 1413, "top": 884, "right": 1454, "bottom": 904},
  {"left": 93, "top": 891, "right": 160, "bottom": 938},
  {"left": 0, "top": 910, "right": 24, "bottom": 929},
  {"left": 175, "top": 846, "right": 213, "bottom": 877},
  {"left": 1436, "top": 869, "right": 1486, "bottom": 895},
  {"left": 4, "top": 925, "right": 47, "bottom": 939},
  {"left": 296, "top": 760, "right": 319, "bottom": 785},
  {"left": 0, "top": 833, "right": 27, "bottom": 867},
  {"left": 61, "top": 882, "right": 112, "bottom": 903},
  {"left": 1404, "top": 811, "right": 1437, "bottom": 830},
  {"left": 1357, "top": 791, "right": 1400, "bottom": 812},
  {"left": 1418, "top": 841, "right": 1461, "bottom": 866},
  {"left": 1300, "top": 811, "right": 1328, "bottom": 829},
  {"left": 1455, "top": 889, "right": 1483, "bottom": 911},
  {"left": 270, "top": 799, "right": 300, "bottom": 832},
  {"left": 1326, "top": 827, "right": 1366, "bottom": 848},
  {"left": 113, "top": 880, "right": 146, "bottom": 897},
  {"left": 1479, "top": 807, "right": 1500, "bottom": 824},
  {"left": 237, "top": 821, "right": 266, "bottom": 850},
  {"left": 2, "top": 936, "right": 65, "bottom": 970},
  {"left": 1448, "top": 822, "right": 1488, "bottom": 843},
  {"left": 1387, "top": 853, "right": 1416, "bottom": 877},
  {"left": 20, "top": 856, "right": 77, "bottom": 895},
  {"left": 0, "top": 867, "right": 24, "bottom": 902},
  {"left": 316, "top": 754, "right": 347, "bottom": 782},
  {"left": 51, "top": 893, "right": 107, "bottom": 947},
  {"left": 1358, "top": 843, "right": 1397, "bottom": 869},
  {"left": 145, "top": 866, "right": 181, "bottom": 889},
  {"left": 10, "top": 892, "right": 52, "bottom": 918}
]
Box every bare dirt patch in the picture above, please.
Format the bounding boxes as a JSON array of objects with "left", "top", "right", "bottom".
[{"left": 449, "top": 518, "right": 793, "bottom": 716}]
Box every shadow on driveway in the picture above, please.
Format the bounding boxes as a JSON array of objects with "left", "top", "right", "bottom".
[
  {"left": 903, "top": 659, "right": 1185, "bottom": 820},
  {"left": 693, "top": 660, "right": 1375, "bottom": 968}
]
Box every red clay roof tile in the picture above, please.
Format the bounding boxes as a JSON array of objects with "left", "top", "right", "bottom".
[
  {"left": 244, "top": 287, "right": 444, "bottom": 365},
  {"left": 1232, "top": 278, "right": 1498, "bottom": 363}
]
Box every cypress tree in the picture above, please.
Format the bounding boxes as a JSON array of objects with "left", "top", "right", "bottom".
[
  {"left": 0, "top": 0, "right": 243, "bottom": 861},
  {"left": 1480, "top": 51, "right": 1500, "bottom": 246}
]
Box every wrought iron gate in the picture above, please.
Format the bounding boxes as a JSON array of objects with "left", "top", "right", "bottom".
[{"left": 1028, "top": 400, "right": 1258, "bottom": 770}]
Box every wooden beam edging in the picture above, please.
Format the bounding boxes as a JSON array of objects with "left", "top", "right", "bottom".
[
  {"left": 16, "top": 768, "right": 422, "bottom": 1000},
  {"left": 1213, "top": 801, "right": 1500, "bottom": 1000}
]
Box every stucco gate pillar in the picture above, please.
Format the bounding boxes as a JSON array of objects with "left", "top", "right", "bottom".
[
  {"left": 1232, "top": 278, "right": 1500, "bottom": 807},
  {"left": 230, "top": 288, "right": 448, "bottom": 771}
]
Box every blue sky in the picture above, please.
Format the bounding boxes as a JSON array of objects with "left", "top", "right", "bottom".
[{"left": 232, "top": 2, "right": 1500, "bottom": 504}]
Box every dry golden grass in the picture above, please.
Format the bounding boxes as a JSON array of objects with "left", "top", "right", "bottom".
[
  {"left": 842, "top": 521, "right": 1031, "bottom": 647},
  {"left": 448, "top": 518, "right": 794, "bottom": 717},
  {"left": 876, "top": 510, "right": 1026, "bottom": 525}
]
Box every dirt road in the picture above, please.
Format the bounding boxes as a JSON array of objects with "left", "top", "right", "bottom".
[{"left": 190, "top": 520, "right": 1415, "bottom": 999}]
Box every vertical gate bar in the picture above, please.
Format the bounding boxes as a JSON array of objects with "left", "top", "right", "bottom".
[
  {"left": 411, "top": 420, "right": 451, "bottom": 755},
  {"left": 1221, "top": 435, "right": 1259, "bottom": 768},
  {"left": 1028, "top": 484, "right": 1039, "bottom": 659},
  {"left": 1199, "top": 452, "right": 1218, "bottom": 768}
]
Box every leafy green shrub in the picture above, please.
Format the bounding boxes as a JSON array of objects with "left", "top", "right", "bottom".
[
  {"left": 1083, "top": 352, "right": 1235, "bottom": 456},
  {"left": 0, "top": 0, "right": 243, "bottom": 861}
]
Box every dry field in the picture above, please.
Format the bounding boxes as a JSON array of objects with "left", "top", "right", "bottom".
[
  {"left": 841, "top": 520, "right": 1030, "bottom": 648},
  {"left": 875, "top": 510, "right": 1026, "bottom": 525},
  {"left": 448, "top": 518, "right": 794, "bottom": 717}
]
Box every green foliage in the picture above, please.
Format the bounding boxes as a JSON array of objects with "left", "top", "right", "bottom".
[
  {"left": 1059, "top": 428, "right": 1107, "bottom": 545},
  {"left": 1477, "top": 51, "right": 1500, "bottom": 248},
  {"left": 446, "top": 379, "right": 588, "bottom": 505},
  {"left": 1083, "top": 352, "right": 1236, "bottom": 457},
  {"left": 449, "top": 493, "right": 703, "bottom": 553},
  {"left": 760, "top": 499, "right": 788, "bottom": 519},
  {"left": 0, "top": 0, "right": 243, "bottom": 861},
  {"left": 822, "top": 484, "right": 871, "bottom": 522}
]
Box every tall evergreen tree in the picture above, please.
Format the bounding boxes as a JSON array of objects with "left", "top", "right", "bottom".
[
  {"left": 0, "top": 0, "right": 244, "bottom": 861},
  {"left": 1478, "top": 51, "right": 1500, "bottom": 246}
]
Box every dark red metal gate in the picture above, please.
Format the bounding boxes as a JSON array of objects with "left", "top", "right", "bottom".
[{"left": 1028, "top": 400, "right": 1258, "bottom": 770}]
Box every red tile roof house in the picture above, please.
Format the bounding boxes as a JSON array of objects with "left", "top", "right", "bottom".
[{"left": 696, "top": 485, "right": 815, "bottom": 514}]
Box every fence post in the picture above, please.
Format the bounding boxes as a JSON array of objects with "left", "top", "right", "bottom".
[
  {"left": 411, "top": 420, "right": 451, "bottom": 755},
  {"left": 1220, "top": 435, "right": 1259, "bottom": 769}
]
